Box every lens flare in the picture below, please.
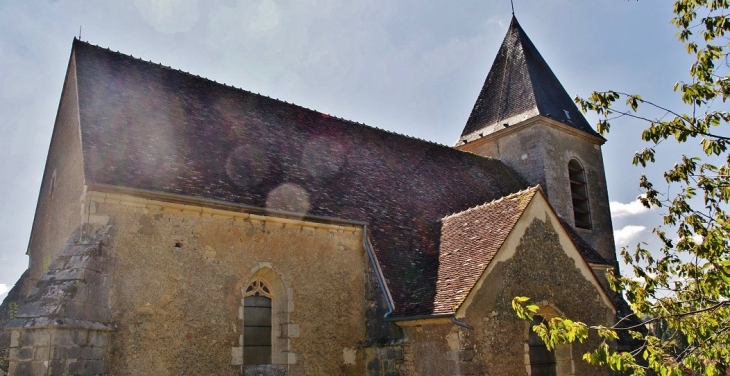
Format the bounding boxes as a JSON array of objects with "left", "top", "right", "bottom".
[{"left": 266, "top": 183, "right": 310, "bottom": 215}]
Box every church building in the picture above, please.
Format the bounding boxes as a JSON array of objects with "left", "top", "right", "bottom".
[{"left": 1, "top": 16, "right": 621, "bottom": 375}]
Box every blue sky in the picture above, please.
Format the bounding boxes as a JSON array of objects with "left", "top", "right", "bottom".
[{"left": 0, "top": 0, "right": 696, "bottom": 299}]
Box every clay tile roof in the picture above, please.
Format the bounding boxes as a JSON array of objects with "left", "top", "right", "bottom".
[
  {"left": 70, "top": 39, "right": 531, "bottom": 317},
  {"left": 461, "top": 16, "right": 601, "bottom": 139},
  {"left": 431, "top": 187, "right": 612, "bottom": 316},
  {"left": 433, "top": 186, "right": 538, "bottom": 315}
]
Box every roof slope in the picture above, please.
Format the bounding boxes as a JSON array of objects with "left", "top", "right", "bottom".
[
  {"left": 434, "top": 187, "right": 537, "bottom": 314},
  {"left": 71, "top": 39, "right": 530, "bottom": 316},
  {"left": 460, "top": 16, "right": 599, "bottom": 140}
]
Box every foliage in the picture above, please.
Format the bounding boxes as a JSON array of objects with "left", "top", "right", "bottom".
[
  {"left": 514, "top": 1, "right": 730, "bottom": 375},
  {"left": 7, "top": 303, "right": 16, "bottom": 322}
]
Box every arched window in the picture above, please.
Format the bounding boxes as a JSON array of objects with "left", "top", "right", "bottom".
[
  {"left": 243, "top": 278, "right": 273, "bottom": 365},
  {"left": 568, "top": 159, "right": 591, "bottom": 229},
  {"left": 233, "top": 267, "right": 294, "bottom": 369},
  {"left": 526, "top": 306, "right": 574, "bottom": 376},
  {"left": 529, "top": 315, "right": 557, "bottom": 376}
]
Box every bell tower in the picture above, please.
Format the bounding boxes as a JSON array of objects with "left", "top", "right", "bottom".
[{"left": 456, "top": 16, "right": 617, "bottom": 264}]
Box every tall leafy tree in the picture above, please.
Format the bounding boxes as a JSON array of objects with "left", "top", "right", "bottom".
[{"left": 514, "top": 1, "right": 730, "bottom": 375}]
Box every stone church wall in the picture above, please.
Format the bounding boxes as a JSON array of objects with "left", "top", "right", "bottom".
[
  {"left": 87, "top": 192, "right": 370, "bottom": 375},
  {"left": 25, "top": 53, "right": 86, "bottom": 296},
  {"left": 539, "top": 125, "right": 615, "bottom": 263},
  {"left": 458, "top": 217, "right": 612, "bottom": 375}
]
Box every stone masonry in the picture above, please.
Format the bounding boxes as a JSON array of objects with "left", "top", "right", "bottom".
[{"left": 6, "top": 226, "right": 114, "bottom": 376}]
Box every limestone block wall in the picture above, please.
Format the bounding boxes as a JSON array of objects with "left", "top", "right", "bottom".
[
  {"left": 364, "top": 345, "right": 406, "bottom": 376},
  {"left": 26, "top": 52, "right": 86, "bottom": 295},
  {"left": 86, "top": 191, "right": 370, "bottom": 375},
  {"left": 539, "top": 125, "right": 615, "bottom": 263},
  {"left": 7, "top": 327, "right": 111, "bottom": 376},
  {"left": 6, "top": 225, "right": 115, "bottom": 376}
]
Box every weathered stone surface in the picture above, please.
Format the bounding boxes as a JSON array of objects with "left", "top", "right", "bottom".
[
  {"left": 5, "top": 226, "right": 114, "bottom": 376},
  {"left": 99, "top": 201, "right": 368, "bottom": 375},
  {"left": 9, "top": 226, "right": 113, "bottom": 331},
  {"left": 459, "top": 217, "right": 612, "bottom": 375},
  {"left": 242, "top": 365, "right": 288, "bottom": 376},
  {"left": 25, "top": 53, "right": 87, "bottom": 297}
]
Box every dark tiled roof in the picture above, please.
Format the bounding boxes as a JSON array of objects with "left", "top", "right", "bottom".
[
  {"left": 434, "top": 187, "right": 538, "bottom": 314},
  {"left": 461, "top": 16, "right": 600, "bottom": 139},
  {"left": 71, "top": 39, "right": 530, "bottom": 316}
]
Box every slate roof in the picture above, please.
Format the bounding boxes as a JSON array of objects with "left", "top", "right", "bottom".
[
  {"left": 69, "top": 33, "right": 611, "bottom": 316},
  {"left": 460, "top": 16, "right": 600, "bottom": 140},
  {"left": 71, "top": 39, "right": 531, "bottom": 317}
]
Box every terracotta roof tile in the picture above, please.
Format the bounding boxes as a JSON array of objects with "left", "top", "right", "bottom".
[
  {"left": 433, "top": 187, "right": 611, "bottom": 315},
  {"left": 434, "top": 187, "right": 538, "bottom": 314}
]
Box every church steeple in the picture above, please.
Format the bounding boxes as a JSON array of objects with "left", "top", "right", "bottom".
[
  {"left": 458, "top": 16, "right": 600, "bottom": 144},
  {"left": 456, "top": 17, "right": 616, "bottom": 264}
]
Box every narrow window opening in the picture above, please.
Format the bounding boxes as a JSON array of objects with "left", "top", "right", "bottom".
[
  {"left": 568, "top": 159, "right": 591, "bottom": 229},
  {"left": 243, "top": 278, "right": 273, "bottom": 365},
  {"left": 529, "top": 315, "right": 557, "bottom": 376},
  {"left": 49, "top": 169, "right": 57, "bottom": 197}
]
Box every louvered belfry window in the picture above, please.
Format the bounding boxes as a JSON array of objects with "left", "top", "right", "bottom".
[
  {"left": 243, "top": 278, "right": 272, "bottom": 365},
  {"left": 529, "top": 315, "right": 557, "bottom": 376},
  {"left": 568, "top": 159, "right": 591, "bottom": 229}
]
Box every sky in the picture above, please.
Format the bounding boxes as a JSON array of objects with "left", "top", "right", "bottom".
[{"left": 0, "top": 0, "right": 702, "bottom": 301}]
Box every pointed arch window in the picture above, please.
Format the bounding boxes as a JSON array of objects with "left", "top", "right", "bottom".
[
  {"left": 529, "top": 315, "right": 557, "bottom": 376},
  {"left": 243, "top": 278, "right": 272, "bottom": 365},
  {"left": 568, "top": 159, "right": 591, "bottom": 229}
]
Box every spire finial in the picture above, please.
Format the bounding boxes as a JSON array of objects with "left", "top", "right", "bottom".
[{"left": 510, "top": 0, "right": 515, "bottom": 15}]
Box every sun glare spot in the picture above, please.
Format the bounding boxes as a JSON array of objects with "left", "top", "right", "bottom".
[
  {"left": 225, "top": 144, "right": 269, "bottom": 189},
  {"left": 301, "top": 138, "right": 346, "bottom": 179},
  {"left": 266, "top": 183, "right": 310, "bottom": 215}
]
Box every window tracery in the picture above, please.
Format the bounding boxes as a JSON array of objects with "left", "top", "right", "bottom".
[{"left": 243, "top": 278, "right": 272, "bottom": 365}]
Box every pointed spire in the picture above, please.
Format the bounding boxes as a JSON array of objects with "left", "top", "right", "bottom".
[{"left": 459, "top": 16, "right": 600, "bottom": 143}]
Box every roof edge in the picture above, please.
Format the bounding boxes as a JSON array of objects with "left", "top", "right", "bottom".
[
  {"left": 26, "top": 40, "right": 83, "bottom": 256},
  {"left": 457, "top": 115, "right": 605, "bottom": 151},
  {"left": 441, "top": 185, "right": 540, "bottom": 221}
]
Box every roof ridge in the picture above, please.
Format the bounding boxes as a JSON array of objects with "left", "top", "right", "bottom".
[
  {"left": 441, "top": 185, "right": 539, "bottom": 221},
  {"left": 72, "top": 38, "right": 477, "bottom": 156}
]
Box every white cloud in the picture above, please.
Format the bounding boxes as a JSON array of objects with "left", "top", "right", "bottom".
[
  {"left": 614, "top": 225, "right": 646, "bottom": 246},
  {"left": 610, "top": 198, "right": 651, "bottom": 218},
  {"left": 674, "top": 233, "right": 704, "bottom": 245},
  {"left": 692, "top": 233, "right": 703, "bottom": 244},
  {"left": 0, "top": 283, "right": 9, "bottom": 301}
]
